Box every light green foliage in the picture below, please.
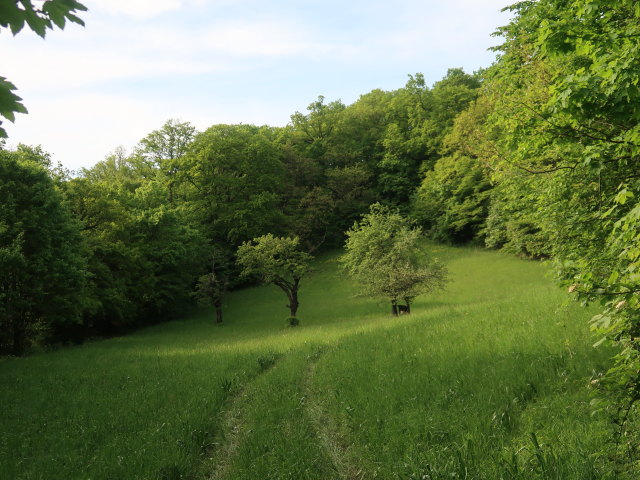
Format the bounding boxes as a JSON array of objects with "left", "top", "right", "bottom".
[
  {"left": 329, "top": 88, "right": 393, "bottom": 168},
  {"left": 485, "top": 0, "right": 640, "bottom": 451},
  {"left": 237, "top": 234, "right": 313, "bottom": 317},
  {"left": 182, "top": 124, "right": 286, "bottom": 246},
  {"left": 136, "top": 119, "right": 196, "bottom": 168},
  {"left": 134, "top": 119, "right": 196, "bottom": 203},
  {"left": 0, "top": 0, "right": 87, "bottom": 137},
  {"left": 289, "top": 95, "right": 347, "bottom": 163},
  {"left": 341, "top": 204, "right": 447, "bottom": 311},
  {"left": 0, "top": 148, "right": 87, "bottom": 354},
  {"left": 64, "top": 150, "right": 208, "bottom": 334},
  {"left": 0, "top": 247, "right": 625, "bottom": 479}
]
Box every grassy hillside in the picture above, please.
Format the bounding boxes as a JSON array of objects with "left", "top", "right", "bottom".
[{"left": 0, "top": 246, "right": 623, "bottom": 479}]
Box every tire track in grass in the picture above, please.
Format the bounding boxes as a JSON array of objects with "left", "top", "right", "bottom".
[
  {"left": 204, "top": 354, "right": 280, "bottom": 480},
  {"left": 303, "top": 346, "right": 365, "bottom": 480}
]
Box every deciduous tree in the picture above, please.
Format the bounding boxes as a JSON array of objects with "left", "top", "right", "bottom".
[
  {"left": 341, "top": 204, "right": 447, "bottom": 314},
  {"left": 236, "top": 234, "right": 313, "bottom": 319},
  {"left": 0, "top": 147, "right": 87, "bottom": 354}
]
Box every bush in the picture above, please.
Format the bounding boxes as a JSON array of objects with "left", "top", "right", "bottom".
[{"left": 286, "top": 316, "right": 300, "bottom": 327}]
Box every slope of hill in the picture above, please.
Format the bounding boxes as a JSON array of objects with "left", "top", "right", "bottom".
[{"left": 0, "top": 246, "right": 619, "bottom": 479}]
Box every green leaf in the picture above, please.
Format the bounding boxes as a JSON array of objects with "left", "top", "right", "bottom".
[
  {"left": 43, "top": 3, "right": 67, "bottom": 29},
  {"left": 0, "top": 1, "right": 26, "bottom": 33},
  {"left": 22, "top": 6, "right": 49, "bottom": 38},
  {"left": 0, "top": 77, "right": 28, "bottom": 122},
  {"left": 65, "top": 13, "right": 84, "bottom": 26}
]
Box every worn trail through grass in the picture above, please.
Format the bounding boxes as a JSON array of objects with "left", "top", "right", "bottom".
[{"left": 302, "top": 346, "right": 364, "bottom": 480}]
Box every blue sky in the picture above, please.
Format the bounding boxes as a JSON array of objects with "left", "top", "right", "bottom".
[{"left": 0, "top": 0, "right": 512, "bottom": 170}]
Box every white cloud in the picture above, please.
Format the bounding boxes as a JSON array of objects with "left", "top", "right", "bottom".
[
  {"left": 3, "top": 91, "right": 295, "bottom": 170},
  {"left": 4, "top": 93, "right": 161, "bottom": 170},
  {"left": 91, "top": 0, "right": 186, "bottom": 19},
  {"left": 201, "top": 20, "right": 308, "bottom": 57},
  {"left": 361, "top": 0, "right": 510, "bottom": 66},
  {"left": 89, "top": 0, "right": 231, "bottom": 19},
  {"left": 0, "top": 16, "right": 250, "bottom": 92},
  {"left": 0, "top": 13, "right": 350, "bottom": 94},
  {"left": 1, "top": 0, "right": 514, "bottom": 170}
]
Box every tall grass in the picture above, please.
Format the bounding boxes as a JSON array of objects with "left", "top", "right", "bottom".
[{"left": 0, "top": 246, "right": 626, "bottom": 479}]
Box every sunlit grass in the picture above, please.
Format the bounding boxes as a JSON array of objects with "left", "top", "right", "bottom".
[{"left": 0, "top": 246, "right": 622, "bottom": 479}]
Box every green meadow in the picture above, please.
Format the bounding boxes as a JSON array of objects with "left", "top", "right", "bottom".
[{"left": 0, "top": 246, "right": 621, "bottom": 479}]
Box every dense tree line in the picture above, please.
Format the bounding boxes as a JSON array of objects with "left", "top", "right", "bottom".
[{"left": 0, "top": 67, "right": 480, "bottom": 354}]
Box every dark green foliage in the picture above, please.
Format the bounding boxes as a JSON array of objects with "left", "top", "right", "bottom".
[
  {"left": 182, "top": 124, "right": 286, "bottom": 246},
  {"left": 63, "top": 150, "right": 208, "bottom": 336},
  {"left": 376, "top": 70, "right": 481, "bottom": 207},
  {"left": 194, "top": 248, "right": 231, "bottom": 324},
  {"left": 0, "top": 148, "right": 86, "bottom": 354},
  {"left": 281, "top": 69, "right": 481, "bottom": 248},
  {"left": 0, "top": 0, "right": 86, "bottom": 36},
  {"left": 0, "top": 76, "right": 27, "bottom": 138},
  {"left": 413, "top": 153, "right": 492, "bottom": 243}
]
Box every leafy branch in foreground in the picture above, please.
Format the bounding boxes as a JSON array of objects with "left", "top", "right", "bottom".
[
  {"left": 0, "top": 0, "right": 87, "bottom": 137},
  {"left": 489, "top": 0, "right": 640, "bottom": 461}
]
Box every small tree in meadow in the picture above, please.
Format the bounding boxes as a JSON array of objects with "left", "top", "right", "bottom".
[
  {"left": 194, "top": 248, "right": 230, "bottom": 324},
  {"left": 341, "top": 203, "right": 448, "bottom": 315},
  {"left": 236, "top": 234, "right": 313, "bottom": 320}
]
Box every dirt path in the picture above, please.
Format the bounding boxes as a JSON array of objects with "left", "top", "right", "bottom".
[
  {"left": 203, "top": 346, "right": 362, "bottom": 480},
  {"left": 302, "top": 347, "right": 365, "bottom": 480},
  {"left": 205, "top": 359, "right": 279, "bottom": 480}
]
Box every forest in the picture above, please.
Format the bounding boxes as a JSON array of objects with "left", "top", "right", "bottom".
[{"left": 1, "top": 0, "right": 640, "bottom": 477}]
